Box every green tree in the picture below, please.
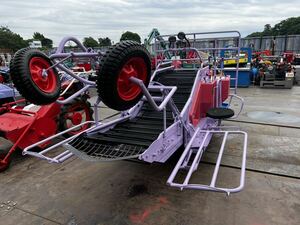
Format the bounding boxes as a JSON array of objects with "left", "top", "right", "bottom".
[
  {"left": 32, "top": 32, "right": 53, "bottom": 48},
  {"left": 33, "top": 32, "right": 45, "bottom": 40},
  {"left": 0, "top": 26, "right": 27, "bottom": 51},
  {"left": 41, "top": 38, "right": 53, "bottom": 48},
  {"left": 273, "top": 17, "right": 300, "bottom": 35},
  {"left": 83, "top": 37, "right": 98, "bottom": 48},
  {"left": 120, "top": 31, "right": 141, "bottom": 43},
  {"left": 247, "top": 32, "right": 262, "bottom": 37},
  {"left": 98, "top": 37, "right": 112, "bottom": 47},
  {"left": 263, "top": 24, "right": 272, "bottom": 36},
  {"left": 247, "top": 16, "right": 300, "bottom": 37}
]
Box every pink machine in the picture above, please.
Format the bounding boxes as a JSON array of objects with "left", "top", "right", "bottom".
[{"left": 11, "top": 31, "right": 247, "bottom": 195}]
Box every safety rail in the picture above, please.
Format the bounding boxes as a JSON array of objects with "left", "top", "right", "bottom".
[
  {"left": 22, "top": 121, "right": 96, "bottom": 163},
  {"left": 167, "top": 127, "right": 247, "bottom": 195},
  {"left": 130, "top": 77, "right": 177, "bottom": 112},
  {"left": 130, "top": 76, "right": 180, "bottom": 137},
  {"left": 227, "top": 94, "right": 244, "bottom": 119},
  {"left": 154, "top": 31, "right": 241, "bottom": 94},
  {"left": 22, "top": 74, "right": 179, "bottom": 163}
]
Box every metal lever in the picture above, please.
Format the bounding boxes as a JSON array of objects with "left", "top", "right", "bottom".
[{"left": 129, "top": 77, "right": 177, "bottom": 111}]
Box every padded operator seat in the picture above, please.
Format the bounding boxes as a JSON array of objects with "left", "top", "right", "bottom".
[{"left": 206, "top": 108, "right": 234, "bottom": 119}]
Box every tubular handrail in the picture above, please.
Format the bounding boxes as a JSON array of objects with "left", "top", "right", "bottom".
[
  {"left": 129, "top": 77, "right": 177, "bottom": 112},
  {"left": 22, "top": 121, "right": 96, "bottom": 162},
  {"left": 167, "top": 128, "right": 247, "bottom": 195},
  {"left": 227, "top": 94, "right": 244, "bottom": 119}
]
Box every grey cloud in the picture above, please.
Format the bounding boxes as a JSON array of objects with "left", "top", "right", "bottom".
[{"left": 0, "top": 0, "right": 299, "bottom": 45}]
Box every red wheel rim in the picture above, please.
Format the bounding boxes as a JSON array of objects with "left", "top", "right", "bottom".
[
  {"left": 117, "top": 57, "right": 147, "bottom": 101},
  {"left": 29, "top": 57, "right": 57, "bottom": 93},
  {"left": 65, "top": 102, "right": 91, "bottom": 135}
]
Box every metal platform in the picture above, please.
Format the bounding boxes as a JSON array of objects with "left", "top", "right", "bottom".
[
  {"left": 64, "top": 70, "right": 197, "bottom": 161},
  {"left": 260, "top": 79, "right": 293, "bottom": 89}
]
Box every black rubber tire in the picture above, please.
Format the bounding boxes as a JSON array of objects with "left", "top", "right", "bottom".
[
  {"left": 10, "top": 48, "right": 61, "bottom": 105},
  {"left": 59, "top": 97, "right": 94, "bottom": 137},
  {"left": 97, "top": 41, "right": 151, "bottom": 111},
  {"left": 0, "top": 137, "right": 13, "bottom": 172}
]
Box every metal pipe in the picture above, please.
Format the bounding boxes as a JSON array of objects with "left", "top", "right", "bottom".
[
  {"left": 53, "top": 150, "right": 71, "bottom": 161},
  {"left": 94, "top": 97, "right": 102, "bottom": 126},
  {"left": 167, "top": 127, "right": 200, "bottom": 185},
  {"left": 183, "top": 131, "right": 210, "bottom": 186},
  {"left": 57, "top": 152, "right": 74, "bottom": 162},
  {"left": 210, "top": 132, "right": 228, "bottom": 187},
  {"left": 23, "top": 121, "right": 95, "bottom": 155},
  {"left": 156, "top": 47, "right": 239, "bottom": 52},
  {"left": 60, "top": 78, "right": 76, "bottom": 96},
  {"left": 56, "top": 85, "right": 91, "bottom": 104},
  {"left": 130, "top": 77, "right": 177, "bottom": 112},
  {"left": 228, "top": 94, "right": 244, "bottom": 119},
  {"left": 46, "top": 55, "right": 72, "bottom": 72},
  {"left": 235, "top": 36, "right": 241, "bottom": 94},
  {"left": 87, "top": 115, "right": 131, "bottom": 134},
  {"left": 56, "top": 63, "right": 96, "bottom": 85},
  {"left": 151, "top": 65, "right": 174, "bottom": 82},
  {"left": 163, "top": 106, "right": 166, "bottom": 137},
  {"left": 142, "top": 96, "right": 164, "bottom": 102},
  {"left": 167, "top": 129, "right": 247, "bottom": 194},
  {"left": 56, "top": 36, "right": 88, "bottom": 53},
  {"left": 50, "top": 52, "right": 100, "bottom": 59},
  {"left": 158, "top": 30, "right": 241, "bottom": 38}
]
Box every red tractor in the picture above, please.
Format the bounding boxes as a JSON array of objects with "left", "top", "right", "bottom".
[{"left": 0, "top": 48, "right": 94, "bottom": 172}]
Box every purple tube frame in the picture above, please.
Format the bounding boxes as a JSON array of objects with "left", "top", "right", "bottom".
[{"left": 22, "top": 33, "right": 247, "bottom": 195}]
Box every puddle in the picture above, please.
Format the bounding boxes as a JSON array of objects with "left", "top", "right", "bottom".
[
  {"left": 128, "top": 184, "right": 148, "bottom": 197},
  {"left": 247, "top": 111, "right": 300, "bottom": 124}
]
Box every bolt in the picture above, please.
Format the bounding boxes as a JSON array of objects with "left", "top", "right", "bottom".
[
  {"left": 7, "top": 201, "right": 10, "bottom": 204},
  {"left": 7, "top": 207, "right": 10, "bottom": 210},
  {"left": 0, "top": 204, "right": 4, "bottom": 208}
]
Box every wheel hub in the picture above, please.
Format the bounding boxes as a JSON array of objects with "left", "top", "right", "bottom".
[
  {"left": 42, "top": 69, "right": 48, "bottom": 78},
  {"left": 71, "top": 112, "right": 83, "bottom": 125},
  {"left": 117, "top": 57, "right": 147, "bottom": 101},
  {"left": 29, "top": 57, "right": 57, "bottom": 93}
]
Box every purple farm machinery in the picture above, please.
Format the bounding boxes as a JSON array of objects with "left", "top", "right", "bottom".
[{"left": 10, "top": 31, "right": 247, "bottom": 195}]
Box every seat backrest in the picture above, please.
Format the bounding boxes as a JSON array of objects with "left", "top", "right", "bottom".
[
  {"left": 221, "top": 76, "right": 230, "bottom": 102},
  {"left": 189, "top": 80, "right": 217, "bottom": 126}
]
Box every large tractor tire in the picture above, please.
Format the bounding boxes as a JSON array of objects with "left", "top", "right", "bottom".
[
  {"left": 10, "top": 48, "right": 61, "bottom": 105},
  {"left": 97, "top": 41, "right": 151, "bottom": 111},
  {"left": 59, "top": 98, "right": 93, "bottom": 137}
]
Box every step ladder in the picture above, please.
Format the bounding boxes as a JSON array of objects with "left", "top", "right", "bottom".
[{"left": 167, "top": 126, "right": 247, "bottom": 195}]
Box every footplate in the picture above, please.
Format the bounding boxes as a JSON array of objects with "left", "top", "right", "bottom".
[
  {"left": 167, "top": 127, "right": 247, "bottom": 195},
  {"left": 22, "top": 121, "right": 95, "bottom": 163},
  {"left": 64, "top": 136, "right": 146, "bottom": 161}
]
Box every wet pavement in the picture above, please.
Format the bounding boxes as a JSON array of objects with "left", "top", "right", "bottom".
[{"left": 0, "top": 86, "right": 300, "bottom": 225}]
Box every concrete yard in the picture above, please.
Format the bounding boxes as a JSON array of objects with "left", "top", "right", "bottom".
[{"left": 1, "top": 86, "right": 300, "bottom": 225}]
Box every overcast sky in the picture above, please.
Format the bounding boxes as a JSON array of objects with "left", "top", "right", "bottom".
[{"left": 1, "top": 0, "right": 299, "bottom": 45}]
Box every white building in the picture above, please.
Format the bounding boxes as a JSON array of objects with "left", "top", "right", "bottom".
[{"left": 29, "top": 40, "right": 42, "bottom": 48}]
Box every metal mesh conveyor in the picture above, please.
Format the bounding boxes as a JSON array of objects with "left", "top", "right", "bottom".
[{"left": 65, "top": 70, "right": 197, "bottom": 161}]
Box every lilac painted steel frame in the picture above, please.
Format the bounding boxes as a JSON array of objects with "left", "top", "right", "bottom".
[
  {"left": 154, "top": 30, "right": 241, "bottom": 94},
  {"left": 22, "top": 32, "right": 247, "bottom": 194}
]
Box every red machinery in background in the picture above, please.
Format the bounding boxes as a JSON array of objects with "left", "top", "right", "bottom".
[{"left": 0, "top": 53, "right": 93, "bottom": 172}]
